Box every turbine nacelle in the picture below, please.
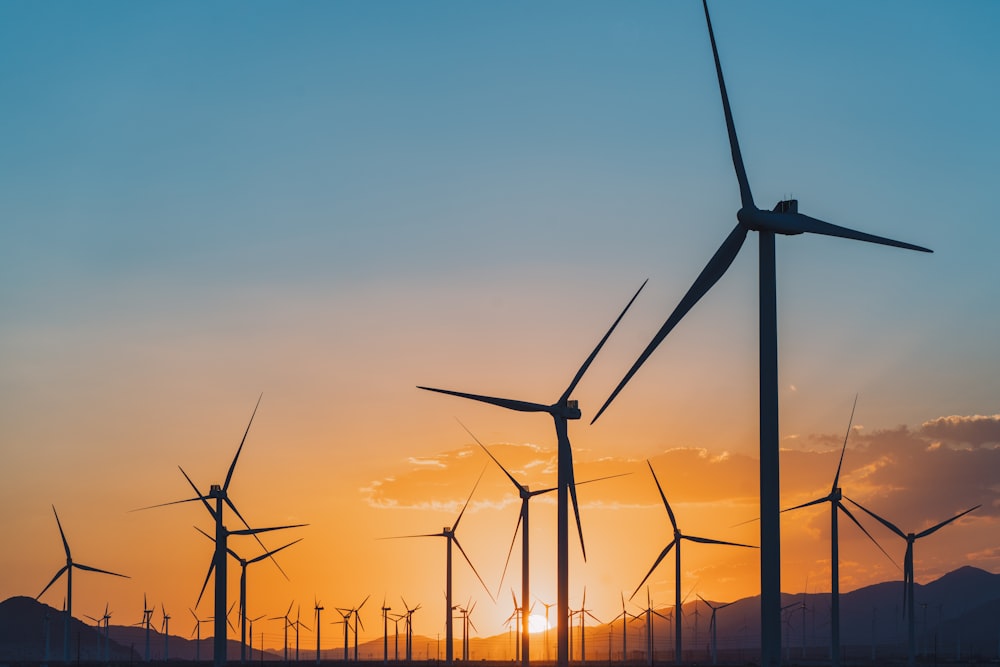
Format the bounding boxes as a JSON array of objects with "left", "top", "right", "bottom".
[
  {"left": 555, "top": 399, "right": 582, "bottom": 420},
  {"left": 209, "top": 484, "right": 224, "bottom": 499},
  {"left": 737, "top": 202, "right": 805, "bottom": 236}
]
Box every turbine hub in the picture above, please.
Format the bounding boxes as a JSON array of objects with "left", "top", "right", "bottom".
[{"left": 560, "top": 399, "right": 582, "bottom": 420}]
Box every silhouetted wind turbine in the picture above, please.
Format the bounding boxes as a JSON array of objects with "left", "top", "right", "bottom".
[
  {"left": 293, "top": 604, "right": 311, "bottom": 662},
  {"left": 847, "top": 498, "right": 979, "bottom": 667},
  {"left": 160, "top": 605, "right": 172, "bottom": 660},
  {"left": 315, "top": 598, "right": 325, "bottom": 665},
  {"left": 401, "top": 598, "right": 420, "bottom": 662},
  {"left": 380, "top": 597, "right": 391, "bottom": 664},
  {"left": 138, "top": 594, "right": 154, "bottom": 662},
  {"left": 592, "top": 4, "right": 931, "bottom": 663},
  {"left": 190, "top": 609, "right": 209, "bottom": 662},
  {"left": 270, "top": 601, "right": 294, "bottom": 662},
  {"left": 194, "top": 526, "right": 304, "bottom": 663},
  {"left": 335, "top": 607, "right": 352, "bottom": 661},
  {"left": 350, "top": 596, "right": 368, "bottom": 662},
  {"left": 36, "top": 505, "right": 128, "bottom": 663},
  {"left": 85, "top": 604, "right": 112, "bottom": 662},
  {"left": 631, "top": 462, "right": 754, "bottom": 664},
  {"left": 610, "top": 593, "right": 637, "bottom": 662},
  {"left": 384, "top": 470, "right": 493, "bottom": 664},
  {"left": 574, "top": 588, "right": 601, "bottom": 662},
  {"left": 136, "top": 396, "right": 303, "bottom": 667},
  {"left": 420, "top": 280, "right": 646, "bottom": 667},
  {"left": 697, "top": 596, "right": 733, "bottom": 666},
  {"left": 781, "top": 396, "right": 895, "bottom": 667}
]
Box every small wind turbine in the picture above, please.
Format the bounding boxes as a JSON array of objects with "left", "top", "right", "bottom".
[
  {"left": 138, "top": 594, "right": 154, "bottom": 662},
  {"left": 697, "top": 595, "right": 734, "bottom": 666},
  {"left": 630, "top": 461, "right": 755, "bottom": 665},
  {"left": 334, "top": 607, "right": 352, "bottom": 661},
  {"left": 574, "top": 588, "right": 601, "bottom": 662},
  {"left": 380, "top": 597, "right": 390, "bottom": 664},
  {"left": 591, "top": 4, "right": 932, "bottom": 663},
  {"left": 847, "top": 498, "right": 979, "bottom": 667},
  {"left": 248, "top": 613, "right": 266, "bottom": 661},
  {"left": 315, "top": 598, "right": 324, "bottom": 665},
  {"left": 383, "top": 470, "right": 493, "bottom": 664},
  {"left": 293, "top": 604, "right": 311, "bottom": 662},
  {"left": 401, "top": 598, "right": 421, "bottom": 662},
  {"left": 161, "top": 605, "right": 171, "bottom": 661},
  {"left": 85, "top": 604, "right": 111, "bottom": 662},
  {"left": 36, "top": 505, "right": 129, "bottom": 663},
  {"left": 190, "top": 608, "right": 209, "bottom": 662},
  {"left": 349, "top": 596, "right": 368, "bottom": 662},
  {"left": 270, "top": 601, "right": 294, "bottom": 662},
  {"left": 781, "top": 396, "right": 895, "bottom": 667},
  {"left": 610, "top": 593, "right": 637, "bottom": 662},
  {"left": 419, "top": 280, "right": 646, "bottom": 667}
]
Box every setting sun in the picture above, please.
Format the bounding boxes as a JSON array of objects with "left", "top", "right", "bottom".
[{"left": 528, "top": 613, "right": 549, "bottom": 634}]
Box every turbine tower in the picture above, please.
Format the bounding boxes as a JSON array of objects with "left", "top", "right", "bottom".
[
  {"left": 592, "top": 4, "right": 931, "bottom": 664},
  {"left": 385, "top": 471, "right": 493, "bottom": 664},
  {"left": 36, "top": 505, "right": 128, "bottom": 663},
  {"left": 419, "top": 280, "right": 645, "bottom": 667},
  {"left": 781, "top": 396, "right": 894, "bottom": 667},
  {"left": 847, "top": 499, "right": 979, "bottom": 667},
  {"left": 631, "top": 461, "right": 754, "bottom": 664}
]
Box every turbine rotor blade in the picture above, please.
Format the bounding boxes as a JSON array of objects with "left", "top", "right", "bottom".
[
  {"left": 497, "top": 507, "right": 524, "bottom": 597},
  {"left": 452, "top": 467, "right": 486, "bottom": 533},
  {"left": 51, "top": 506, "right": 72, "bottom": 559},
  {"left": 458, "top": 419, "right": 525, "bottom": 494},
  {"left": 592, "top": 223, "right": 748, "bottom": 424},
  {"left": 246, "top": 538, "right": 304, "bottom": 565},
  {"left": 702, "top": 0, "right": 754, "bottom": 209},
  {"left": 845, "top": 497, "right": 906, "bottom": 540},
  {"left": 646, "top": 461, "right": 678, "bottom": 531},
  {"left": 782, "top": 496, "right": 829, "bottom": 513},
  {"left": 832, "top": 394, "right": 859, "bottom": 492},
  {"left": 559, "top": 279, "right": 647, "bottom": 404},
  {"left": 769, "top": 212, "right": 932, "bottom": 253},
  {"left": 418, "top": 386, "right": 548, "bottom": 414},
  {"left": 915, "top": 505, "right": 980, "bottom": 539},
  {"left": 73, "top": 563, "right": 129, "bottom": 578},
  {"left": 683, "top": 535, "right": 756, "bottom": 549},
  {"left": 837, "top": 502, "right": 898, "bottom": 569},
  {"left": 224, "top": 393, "right": 262, "bottom": 493},
  {"left": 450, "top": 535, "right": 495, "bottom": 603},
  {"left": 178, "top": 467, "right": 216, "bottom": 520},
  {"left": 630, "top": 541, "right": 676, "bottom": 601},
  {"left": 37, "top": 566, "right": 69, "bottom": 600}
]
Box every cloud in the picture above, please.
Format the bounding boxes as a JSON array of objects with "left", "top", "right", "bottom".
[{"left": 919, "top": 414, "right": 1000, "bottom": 447}]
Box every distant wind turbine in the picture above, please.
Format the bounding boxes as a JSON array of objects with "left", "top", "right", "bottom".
[
  {"left": 161, "top": 605, "right": 171, "bottom": 661},
  {"left": 419, "top": 280, "right": 646, "bottom": 667},
  {"left": 697, "top": 595, "right": 733, "bottom": 666},
  {"left": 591, "top": 3, "right": 931, "bottom": 663},
  {"left": 401, "top": 598, "right": 421, "bottom": 662},
  {"left": 36, "top": 505, "right": 128, "bottom": 664},
  {"left": 190, "top": 608, "right": 209, "bottom": 662},
  {"left": 631, "top": 462, "right": 755, "bottom": 664},
  {"left": 383, "top": 470, "right": 493, "bottom": 664},
  {"left": 781, "top": 396, "right": 895, "bottom": 667},
  {"left": 847, "top": 498, "right": 979, "bottom": 667},
  {"left": 315, "top": 598, "right": 325, "bottom": 665}
]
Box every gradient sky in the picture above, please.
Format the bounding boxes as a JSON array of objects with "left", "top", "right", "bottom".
[{"left": 2, "top": 0, "right": 998, "bottom": 652}]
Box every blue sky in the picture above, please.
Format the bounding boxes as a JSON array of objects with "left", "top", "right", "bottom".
[{"left": 2, "top": 0, "right": 998, "bottom": 644}]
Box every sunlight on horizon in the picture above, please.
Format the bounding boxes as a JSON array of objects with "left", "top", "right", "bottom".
[{"left": 528, "top": 613, "right": 548, "bottom": 634}]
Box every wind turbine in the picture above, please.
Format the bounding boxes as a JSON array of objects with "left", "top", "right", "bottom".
[
  {"left": 248, "top": 614, "right": 266, "bottom": 661},
  {"left": 574, "top": 588, "right": 601, "bottom": 662},
  {"left": 401, "top": 598, "right": 421, "bottom": 662},
  {"left": 136, "top": 396, "right": 303, "bottom": 667},
  {"left": 36, "top": 505, "right": 129, "bottom": 663},
  {"left": 632, "top": 588, "right": 669, "bottom": 667},
  {"left": 697, "top": 596, "right": 733, "bottom": 666},
  {"left": 190, "top": 609, "right": 209, "bottom": 662},
  {"left": 781, "top": 396, "right": 895, "bottom": 667},
  {"left": 194, "top": 526, "right": 304, "bottom": 663},
  {"left": 161, "top": 605, "right": 171, "bottom": 661},
  {"left": 380, "top": 598, "right": 391, "bottom": 664},
  {"left": 85, "top": 604, "right": 112, "bottom": 662},
  {"left": 335, "top": 607, "right": 352, "bottom": 661},
  {"left": 591, "top": 4, "right": 931, "bottom": 664},
  {"left": 419, "top": 280, "right": 646, "bottom": 667},
  {"left": 630, "top": 461, "right": 755, "bottom": 664},
  {"left": 847, "top": 498, "right": 979, "bottom": 667},
  {"left": 292, "top": 604, "right": 311, "bottom": 662},
  {"left": 270, "top": 601, "right": 294, "bottom": 662},
  {"left": 350, "top": 596, "right": 368, "bottom": 662},
  {"left": 384, "top": 470, "right": 493, "bottom": 664},
  {"left": 315, "top": 598, "right": 325, "bottom": 665},
  {"left": 138, "top": 594, "right": 154, "bottom": 662},
  {"left": 610, "top": 593, "right": 637, "bottom": 662}
]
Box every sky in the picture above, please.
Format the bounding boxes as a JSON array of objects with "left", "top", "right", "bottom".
[{"left": 2, "top": 0, "right": 999, "bottom": 656}]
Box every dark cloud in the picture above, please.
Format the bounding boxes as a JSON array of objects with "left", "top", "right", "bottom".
[{"left": 919, "top": 414, "right": 1000, "bottom": 446}]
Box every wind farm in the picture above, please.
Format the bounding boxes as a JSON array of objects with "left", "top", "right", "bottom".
[{"left": 2, "top": 2, "right": 998, "bottom": 667}]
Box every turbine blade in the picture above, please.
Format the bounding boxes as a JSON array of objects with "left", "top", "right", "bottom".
[
  {"left": 592, "top": 223, "right": 748, "bottom": 424},
  {"left": 781, "top": 496, "right": 830, "bottom": 513},
  {"left": 73, "top": 563, "right": 129, "bottom": 578},
  {"left": 224, "top": 393, "right": 263, "bottom": 492},
  {"left": 452, "top": 467, "right": 487, "bottom": 533},
  {"left": 229, "top": 523, "right": 308, "bottom": 537},
  {"left": 773, "top": 212, "right": 932, "bottom": 253},
  {"left": 683, "top": 535, "right": 757, "bottom": 549},
  {"left": 450, "top": 535, "right": 495, "bottom": 603},
  {"left": 630, "top": 541, "right": 675, "bottom": 601},
  {"left": 178, "top": 466, "right": 216, "bottom": 520},
  {"left": 838, "top": 502, "right": 899, "bottom": 569},
  {"left": 915, "top": 505, "right": 980, "bottom": 539},
  {"left": 51, "top": 506, "right": 72, "bottom": 559},
  {"left": 457, "top": 419, "right": 524, "bottom": 493},
  {"left": 246, "top": 538, "right": 304, "bottom": 565},
  {"left": 832, "top": 394, "right": 859, "bottom": 492},
  {"left": 566, "top": 445, "right": 587, "bottom": 561},
  {"left": 702, "top": 0, "right": 754, "bottom": 209},
  {"left": 497, "top": 507, "right": 524, "bottom": 597},
  {"left": 559, "top": 279, "right": 647, "bottom": 404},
  {"left": 130, "top": 496, "right": 206, "bottom": 512},
  {"left": 224, "top": 497, "right": 291, "bottom": 580},
  {"left": 36, "top": 566, "right": 68, "bottom": 600},
  {"left": 646, "top": 461, "right": 678, "bottom": 531},
  {"left": 845, "top": 497, "right": 907, "bottom": 540},
  {"left": 195, "top": 560, "right": 214, "bottom": 609},
  {"left": 418, "top": 386, "right": 548, "bottom": 414}
]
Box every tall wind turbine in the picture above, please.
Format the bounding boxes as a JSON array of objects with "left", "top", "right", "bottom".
[
  {"left": 36, "top": 505, "right": 128, "bottom": 663},
  {"left": 350, "top": 596, "right": 368, "bottom": 662},
  {"left": 315, "top": 598, "right": 325, "bottom": 665},
  {"left": 592, "top": 4, "right": 932, "bottom": 663},
  {"left": 847, "top": 498, "right": 979, "bottom": 667},
  {"left": 161, "top": 605, "right": 171, "bottom": 661},
  {"left": 136, "top": 396, "right": 301, "bottom": 667},
  {"left": 697, "top": 596, "right": 733, "bottom": 667},
  {"left": 190, "top": 609, "right": 209, "bottom": 662},
  {"left": 781, "top": 397, "right": 895, "bottom": 667},
  {"left": 384, "top": 471, "right": 493, "bottom": 664},
  {"left": 194, "top": 526, "right": 304, "bottom": 663},
  {"left": 270, "top": 601, "right": 293, "bottom": 662},
  {"left": 419, "top": 280, "right": 646, "bottom": 667},
  {"left": 631, "top": 461, "right": 754, "bottom": 664}
]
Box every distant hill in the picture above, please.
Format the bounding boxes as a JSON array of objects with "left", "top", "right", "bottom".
[{"left": 5, "top": 567, "right": 1000, "bottom": 662}]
